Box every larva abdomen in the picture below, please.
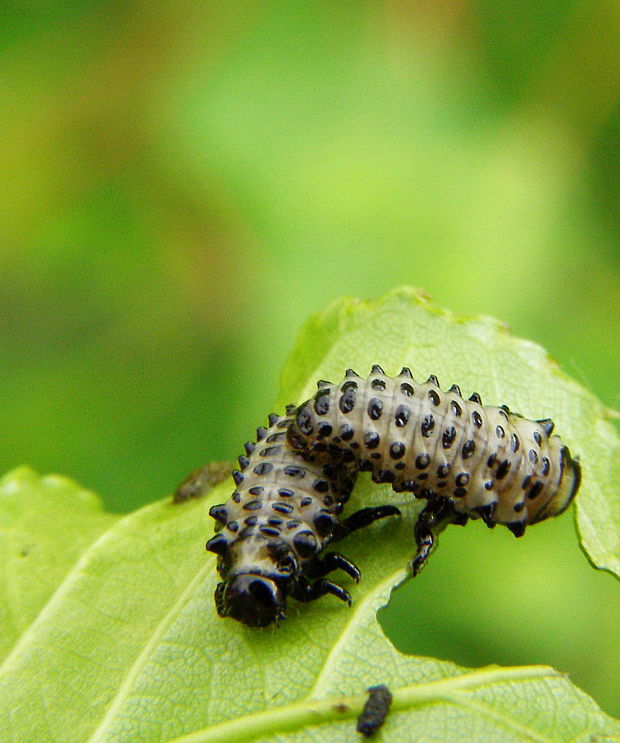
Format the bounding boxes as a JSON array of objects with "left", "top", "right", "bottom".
[{"left": 287, "top": 366, "right": 581, "bottom": 535}]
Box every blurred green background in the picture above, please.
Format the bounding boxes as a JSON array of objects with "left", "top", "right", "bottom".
[{"left": 1, "top": 0, "right": 619, "bottom": 719}]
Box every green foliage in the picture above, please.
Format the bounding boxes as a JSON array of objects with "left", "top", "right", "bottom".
[{"left": 0, "top": 289, "right": 618, "bottom": 742}]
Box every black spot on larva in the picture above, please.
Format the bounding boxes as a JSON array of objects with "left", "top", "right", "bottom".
[
  {"left": 454, "top": 487, "right": 467, "bottom": 497},
  {"left": 260, "top": 446, "right": 281, "bottom": 459},
  {"left": 428, "top": 389, "right": 441, "bottom": 406},
  {"left": 528, "top": 449, "right": 538, "bottom": 465},
  {"left": 442, "top": 426, "right": 457, "bottom": 448},
  {"left": 317, "top": 422, "right": 333, "bottom": 438},
  {"left": 367, "top": 398, "right": 383, "bottom": 420},
  {"left": 371, "top": 364, "right": 385, "bottom": 375},
  {"left": 254, "top": 462, "right": 274, "bottom": 476},
  {"left": 294, "top": 531, "right": 318, "bottom": 557},
  {"left": 283, "top": 465, "right": 305, "bottom": 478},
  {"left": 527, "top": 481, "right": 544, "bottom": 500},
  {"left": 472, "top": 411, "right": 483, "bottom": 428},
  {"left": 469, "top": 392, "right": 482, "bottom": 404},
  {"left": 364, "top": 431, "right": 380, "bottom": 449},
  {"left": 537, "top": 418, "right": 555, "bottom": 436},
  {"left": 496, "top": 460, "right": 512, "bottom": 480},
  {"left": 300, "top": 496, "right": 313, "bottom": 507},
  {"left": 244, "top": 441, "right": 256, "bottom": 455},
  {"left": 522, "top": 474, "right": 532, "bottom": 490},
  {"left": 533, "top": 431, "right": 542, "bottom": 446},
  {"left": 370, "top": 452, "right": 382, "bottom": 460},
  {"left": 377, "top": 469, "right": 396, "bottom": 483},
  {"left": 339, "top": 389, "right": 356, "bottom": 414},
  {"left": 232, "top": 491, "right": 241, "bottom": 503},
  {"left": 437, "top": 462, "right": 451, "bottom": 478},
  {"left": 415, "top": 453, "right": 430, "bottom": 469},
  {"left": 510, "top": 433, "right": 520, "bottom": 452},
  {"left": 487, "top": 453, "right": 497, "bottom": 468},
  {"left": 209, "top": 504, "right": 228, "bottom": 524},
  {"left": 508, "top": 522, "right": 526, "bottom": 538},
  {"left": 420, "top": 414, "right": 435, "bottom": 437},
  {"left": 232, "top": 470, "right": 244, "bottom": 485},
  {"left": 450, "top": 400, "right": 462, "bottom": 417},
  {"left": 400, "top": 382, "right": 414, "bottom": 397},
  {"left": 495, "top": 425, "right": 505, "bottom": 439},
  {"left": 371, "top": 377, "right": 386, "bottom": 390},
  {"left": 462, "top": 440, "right": 476, "bottom": 459},
  {"left": 238, "top": 455, "right": 250, "bottom": 468},
  {"left": 248, "top": 486, "right": 264, "bottom": 496},
  {"left": 296, "top": 406, "right": 314, "bottom": 435},
  {"left": 312, "top": 479, "right": 329, "bottom": 493},
  {"left": 514, "top": 502, "right": 525, "bottom": 513},
  {"left": 484, "top": 480, "right": 494, "bottom": 490},
  {"left": 389, "top": 442, "right": 405, "bottom": 459},
  {"left": 394, "top": 461, "right": 405, "bottom": 470},
  {"left": 448, "top": 384, "right": 461, "bottom": 395},
  {"left": 455, "top": 473, "right": 470, "bottom": 486},
  {"left": 271, "top": 501, "right": 293, "bottom": 515},
  {"left": 278, "top": 488, "right": 294, "bottom": 498},
  {"left": 314, "top": 391, "right": 331, "bottom": 416},
  {"left": 260, "top": 525, "right": 281, "bottom": 537},
  {"left": 427, "top": 374, "right": 440, "bottom": 387},
  {"left": 541, "top": 457, "right": 550, "bottom": 476},
  {"left": 314, "top": 512, "right": 336, "bottom": 537},
  {"left": 266, "top": 432, "right": 286, "bottom": 443},
  {"left": 418, "top": 472, "right": 429, "bottom": 481},
  {"left": 340, "top": 424, "right": 355, "bottom": 441},
  {"left": 226, "top": 520, "right": 239, "bottom": 532},
  {"left": 394, "top": 404, "right": 410, "bottom": 427},
  {"left": 243, "top": 500, "right": 262, "bottom": 511},
  {"left": 399, "top": 366, "right": 413, "bottom": 377},
  {"left": 341, "top": 379, "right": 358, "bottom": 392}
]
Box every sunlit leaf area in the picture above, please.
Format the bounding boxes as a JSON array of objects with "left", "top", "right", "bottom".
[{"left": 1, "top": 1, "right": 619, "bottom": 735}]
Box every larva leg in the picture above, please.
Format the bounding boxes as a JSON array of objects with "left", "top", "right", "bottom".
[
  {"left": 305, "top": 551, "right": 361, "bottom": 583},
  {"left": 334, "top": 505, "right": 401, "bottom": 540},
  {"left": 290, "top": 577, "right": 352, "bottom": 606},
  {"left": 412, "top": 498, "right": 457, "bottom": 576}
]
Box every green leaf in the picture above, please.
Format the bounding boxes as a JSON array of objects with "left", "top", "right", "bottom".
[
  {"left": 277, "top": 286, "right": 620, "bottom": 579},
  {"left": 0, "top": 466, "right": 117, "bottom": 663},
  {"left": 0, "top": 288, "right": 618, "bottom": 742}
]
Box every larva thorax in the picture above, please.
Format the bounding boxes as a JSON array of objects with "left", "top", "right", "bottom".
[{"left": 287, "top": 366, "right": 581, "bottom": 536}]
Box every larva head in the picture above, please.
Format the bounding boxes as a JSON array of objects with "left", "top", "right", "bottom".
[
  {"left": 214, "top": 574, "right": 286, "bottom": 627},
  {"left": 208, "top": 534, "right": 301, "bottom": 627}
]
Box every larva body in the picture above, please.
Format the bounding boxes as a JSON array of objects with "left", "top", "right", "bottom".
[
  {"left": 287, "top": 366, "right": 581, "bottom": 562},
  {"left": 206, "top": 411, "right": 398, "bottom": 626}
]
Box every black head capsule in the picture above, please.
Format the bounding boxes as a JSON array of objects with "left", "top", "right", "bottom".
[{"left": 216, "top": 573, "right": 287, "bottom": 627}]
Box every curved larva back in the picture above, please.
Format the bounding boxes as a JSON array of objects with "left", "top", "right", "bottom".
[{"left": 288, "top": 366, "right": 581, "bottom": 530}]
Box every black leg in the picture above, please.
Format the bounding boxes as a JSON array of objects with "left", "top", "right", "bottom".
[
  {"left": 333, "top": 505, "right": 401, "bottom": 540},
  {"left": 411, "top": 498, "right": 457, "bottom": 576},
  {"left": 304, "top": 551, "right": 361, "bottom": 582},
  {"left": 290, "top": 577, "right": 352, "bottom": 606}
]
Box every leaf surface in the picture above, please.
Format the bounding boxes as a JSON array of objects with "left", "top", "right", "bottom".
[{"left": 0, "top": 288, "right": 618, "bottom": 742}]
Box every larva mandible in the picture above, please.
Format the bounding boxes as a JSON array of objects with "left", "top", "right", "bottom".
[
  {"left": 206, "top": 410, "right": 399, "bottom": 627},
  {"left": 287, "top": 365, "right": 581, "bottom": 575}
]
